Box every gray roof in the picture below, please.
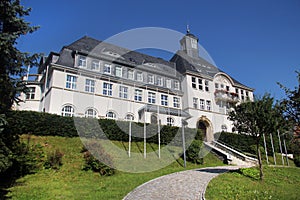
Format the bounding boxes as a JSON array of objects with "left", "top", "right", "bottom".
[{"left": 55, "top": 36, "right": 180, "bottom": 79}]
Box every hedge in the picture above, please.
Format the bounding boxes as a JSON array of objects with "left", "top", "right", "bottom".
[
  {"left": 215, "top": 131, "right": 293, "bottom": 155},
  {"left": 6, "top": 110, "right": 202, "bottom": 146}
]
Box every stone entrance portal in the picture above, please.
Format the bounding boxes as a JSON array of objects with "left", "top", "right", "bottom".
[{"left": 197, "top": 116, "right": 213, "bottom": 142}]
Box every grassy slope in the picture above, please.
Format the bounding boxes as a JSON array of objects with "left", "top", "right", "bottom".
[
  {"left": 7, "top": 135, "right": 223, "bottom": 200},
  {"left": 206, "top": 166, "right": 300, "bottom": 200}
]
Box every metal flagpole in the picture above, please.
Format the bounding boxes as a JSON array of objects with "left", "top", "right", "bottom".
[
  {"left": 277, "top": 130, "right": 284, "bottom": 165},
  {"left": 128, "top": 121, "right": 132, "bottom": 158},
  {"left": 182, "top": 117, "right": 186, "bottom": 168},
  {"left": 263, "top": 133, "right": 269, "bottom": 165},
  {"left": 144, "top": 86, "right": 147, "bottom": 159},
  {"left": 157, "top": 94, "right": 161, "bottom": 159},
  {"left": 270, "top": 133, "right": 276, "bottom": 165},
  {"left": 283, "top": 138, "right": 289, "bottom": 166}
]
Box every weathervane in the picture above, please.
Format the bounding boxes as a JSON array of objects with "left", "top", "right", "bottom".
[{"left": 186, "top": 24, "right": 190, "bottom": 34}]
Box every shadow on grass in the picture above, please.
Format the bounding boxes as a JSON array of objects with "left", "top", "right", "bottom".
[{"left": 196, "top": 168, "right": 229, "bottom": 174}]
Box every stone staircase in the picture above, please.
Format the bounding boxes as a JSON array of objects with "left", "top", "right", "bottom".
[{"left": 204, "top": 140, "right": 258, "bottom": 166}]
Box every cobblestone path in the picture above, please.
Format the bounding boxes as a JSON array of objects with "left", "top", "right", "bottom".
[{"left": 123, "top": 165, "right": 242, "bottom": 200}]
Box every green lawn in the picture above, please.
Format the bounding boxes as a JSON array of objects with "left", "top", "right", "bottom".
[
  {"left": 206, "top": 166, "right": 300, "bottom": 200},
  {"left": 6, "top": 135, "right": 223, "bottom": 200}
]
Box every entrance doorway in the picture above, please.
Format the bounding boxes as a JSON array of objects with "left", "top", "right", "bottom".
[{"left": 197, "top": 117, "right": 213, "bottom": 142}]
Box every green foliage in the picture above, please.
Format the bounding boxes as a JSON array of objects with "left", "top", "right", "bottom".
[
  {"left": 185, "top": 140, "right": 204, "bottom": 164},
  {"left": 44, "top": 149, "right": 64, "bottom": 170},
  {"left": 239, "top": 167, "right": 260, "bottom": 180},
  {"left": 82, "top": 141, "right": 115, "bottom": 176}
]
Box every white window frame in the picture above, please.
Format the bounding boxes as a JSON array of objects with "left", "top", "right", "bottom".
[
  {"left": 85, "top": 79, "right": 95, "bottom": 93},
  {"left": 62, "top": 105, "right": 74, "bottom": 117},
  {"left": 26, "top": 87, "right": 35, "bottom": 100},
  {"left": 115, "top": 66, "right": 122, "bottom": 77},
  {"left": 174, "top": 81, "right": 180, "bottom": 90},
  {"left": 128, "top": 69, "right": 134, "bottom": 80},
  {"left": 192, "top": 77, "right": 196, "bottom": 89},
  {"left": 161, "top": 94, "right": 168, "bottom": 106},
  {"left": 191, "top": 38, "right": 197, "bottom": 49},
  {"left": 137, "top": 71, "right": 143, "bottom": 82},
  {"left": 200, "top": 99, "right": 205, "bottom": 110},
  {"left": 125, "top": 114, "right": 134, "bottom": 121},
  {"left": 166, "top": 79, "right": 172, "bottom": 88},
  {"left": 157, "top": 76, "right": 163, "bottom": 86},
  {"left": 119, "top": 86, "right": 128, "bottom": 99},
  {"left": 205, "top": 80, "right": 209, "bottom": 92},
  {"left": 106, "top": 111, "right": 116, "bottom": 119},
  {"left": 66, "top": 75, "right": 77, "bottom": 90},
  {"left": 104, "top": 63, "right": 112, "bottom": 74},
  {"left": 91, "top": 60, "right": 100, "bottom": 71},
  {"left": 78, "top": 55, "right": 86, "bottom": 68},
  {"left": 173, "top": 97, "right": 180, "bottom": 108},
  {"left": 103, "top": 82, "right": 113, "bottom": 96},
  {"left": 148, "top": 74, "right": 154, "bottom": 84},
  {"left": 198, "top": 79, "right": 203, "bottom": 90},
  {"left": 193, "top": 97, "right": 198, "bottom": 109},
  {"left": 148, "top": 92, "right": 156, "bottom": 104},
  {"left": 85, "top": 108, "right": 97, "bottom": 118},
  {"left": 167, "top": 117, "right": 174, "bottom": 126},
  {"left": 134, "top": 89, "right": 143, "bottom": 101},
  {"left": 206, "top": 100, "right": 211, "bottom": 111}
]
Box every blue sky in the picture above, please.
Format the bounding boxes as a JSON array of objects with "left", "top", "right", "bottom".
[{"left": 19, "top": 0, "right": 300, "bottom": 100}]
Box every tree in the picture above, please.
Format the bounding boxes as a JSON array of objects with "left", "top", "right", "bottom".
[
  {"left": 278, "top": 71, "right": 300, "bottom": 166},
  {"left": 0, "top": 0, "right": 40, "bottom": 173},
  {"left": 228, "top": 94, "right": 287, "bottom": 180}
]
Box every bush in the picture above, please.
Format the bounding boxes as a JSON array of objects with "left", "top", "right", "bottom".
[
  {"left": 44, "top": 149, "right": 64, "bottom": 170},
  {"left": 294, "top": 155, "right": 300, "bottom": 167},
  {"left": 185, "top": 140, "right": 204, "bottom": 164},
  {"left": 82, "top": 141, "right": 115, "bottom": 176}
]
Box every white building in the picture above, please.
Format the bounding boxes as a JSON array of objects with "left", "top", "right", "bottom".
[{"left": 17, "top": 32, "right": 253, "bottom": 141}]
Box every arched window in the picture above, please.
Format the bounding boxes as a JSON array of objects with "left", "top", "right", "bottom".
[
  {"left": 125, "top": 114, "right": 134, "bottom": 121},
  {"left": 106, "top": 111, "right": 116, "bottom": 119},
  {"left": 167, "top": 117, "right": 174, "bottom": 126},
  {"left": 62, "top": 105, "right": 74, "bottom": 117},
  {"left": 85, "top": 108, "right": 97, "bottom": 118},
  {"left": 221, "top": 124, "right": 227, "bottom": 132},
  {"left": 150, "top": 114, "right": 158, "bottom": 124}
]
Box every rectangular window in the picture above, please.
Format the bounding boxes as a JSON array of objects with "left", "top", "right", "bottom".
[
  {"left": 134, "top": 89, "right": 143, "bottom": 101},
  {"left": 226, "top": 86, "right": 230, "bottom": 91},
  {"left": 174, "top": 81, "right": 179, "bottom": 90},
  {"left": 85, "top": 79, "right": 95, "bottom": 93},
  {"left": 91, "top": 60, "right": 100, "bottom": 71},
  {"left": 205, "top": 80, "right": 209, "bottom": 92},
  {"left": 241, "top": 90, "right": 245, "bottom": 101},
  {"left": 193, "top": 98, "right": 198, "bottom": 109},
  {"left": 128, "top": 69, "right": 134, "bottom": 80},
  {"left": 115, "top": 66, "right": 122, "bottom": 77},
  {"left": 104, "top": 64, "right": 111, "bottom": 74},
  {"left": 198, "top": 79, "right": 203, "bottom": 90},
  {"left": 148, "top": 74, "right": 154, "bottom": 84},
  {"left": 78, "top": 56, "right": 86, "bottom": 68},
  {"left": 103, "top": 82, "right": 113, "bottom": 96},
  {"left": 192, "top": 77, "right": 196, "bottom": 88},
  {"left": 206, "top": 100, "right": 211, "bottom": 111},
  {"left": 26, "top": 87, "right": 35, "bottom": 100},
  {"left": 215, "top": 83, "right": 219, "bottom": 89},
  {"left": 166, "top": 79, "right": 172, "bottom": 88},
  {"left": 200, "top": 99, "right": 205, "bottom": 110},
  {"left": 137, "top": 72, "right": 143, "bottom": 82},
  {"left": 66, "top": 75, "right": 77, "bottom": 89},
  {"left": 161, "top": 94, "right": 168, "bottom": 106},
  {"left": 148, "top": 92, "right": 156, "bottom": 104},
  {"left": 119, "top": 86, "right": 128, "bottom": 99},
  {"left": 173, "top": 97, "right": 180, "bottom": 108},
  {"left": 157, "top": 76, "right": 163, "bottom": 86}
]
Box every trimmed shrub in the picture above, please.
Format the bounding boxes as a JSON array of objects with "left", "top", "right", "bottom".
[{"left": 185, "top": 140, "right": 204, "bottom": 164}]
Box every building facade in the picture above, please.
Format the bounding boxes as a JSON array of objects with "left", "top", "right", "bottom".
[{"left": 17, "top": 32, "right": 253, "bottom": 141}]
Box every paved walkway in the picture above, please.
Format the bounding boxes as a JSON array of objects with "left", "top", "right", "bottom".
[{"left": 123, "top": 165, "right": 243, "bottom": 200}]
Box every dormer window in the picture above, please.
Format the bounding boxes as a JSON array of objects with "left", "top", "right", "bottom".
[
  {"left": 148, "top": 74, "right": 154, "bottom": 84},
  {"left": 104, "top": 64, "right": 111, "bottom": 74},
  {"left": 137, "top": 72, "right": 143, "bottom": 82},
  {"left": 115, "top": 66, "right": 122, "bottom": 77},
  {"left": 78, "top": 56, "right": 86, "bottom": 68},
  {"left": 91, "top": 60, "right": 100, "bottom": 71}
]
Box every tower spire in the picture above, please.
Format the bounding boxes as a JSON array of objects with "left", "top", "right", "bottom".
[{"left": 186, "top": 24, "right": 190, "bottom": 34}]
